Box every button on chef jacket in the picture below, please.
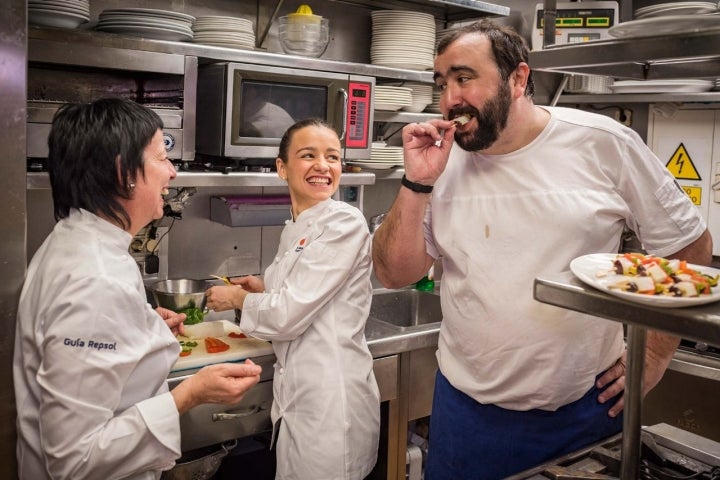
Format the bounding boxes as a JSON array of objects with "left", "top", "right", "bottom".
[
  {"left": 14, "top": 209, "right": 181, "bottom": 480},
  {"left": 240, "top": 198, "right": 380, "bottom": 480}
]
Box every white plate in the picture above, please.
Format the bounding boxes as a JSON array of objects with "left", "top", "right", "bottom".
[
  {"left": 609, "top": 79, "right": 713, "bottom": 93},
  {"left": 100, "top": 8, "right": 195, "bottom": 23},
  {"left": 96, "top": 24, "right": 193, "bottom": 41},
  {"left": 570, "top": 253, "right": 720, "bottom": 308},
  {"left": 29, "top": 9, "right": 88, "bottom": 28},
  {"left": 346, "top": 161, "right": 401, "bottom": 170},
  {"left": 608, "top": 15, "right": 720, "bottom": 38}
]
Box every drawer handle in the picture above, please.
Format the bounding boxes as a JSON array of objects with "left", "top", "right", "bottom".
[{"left": 212, "top": 404, "right": 266, "bottom": 422}]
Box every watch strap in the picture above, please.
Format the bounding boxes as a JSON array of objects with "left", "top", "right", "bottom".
[{"left": 401, "top": 174, "right": 434, "bottom": 194}]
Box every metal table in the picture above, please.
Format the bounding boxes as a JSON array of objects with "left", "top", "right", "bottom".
[{"left": 534, "top": 271, "right": 720, "bottom": 479}]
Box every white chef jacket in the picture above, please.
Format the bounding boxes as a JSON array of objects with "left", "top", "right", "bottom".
[
  {"left": 14, "top": 209, "right": 182, "bottom": 480},
  {"left": 240, "top": 198, "right": 380, "bottom": 480},
  {"left": 426, "top": 106, "right": 706, "bottom": 411}
]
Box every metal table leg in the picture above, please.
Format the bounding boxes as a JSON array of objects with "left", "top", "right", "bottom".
[{"left": 620, "top": 324, "right": 646, "bottom": 479}]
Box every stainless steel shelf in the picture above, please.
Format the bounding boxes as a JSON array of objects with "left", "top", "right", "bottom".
[
  {"left": 26, "top": 171, "right": 376, "bottom": 190},
  {"left": 529, "top": 30, "right": 720, "bottom": 80},
  {"left": 533, "top": 271, "right": 720, "bottom": 345},
  {"left": 29, "top": 27, "right": 434, "bottom": 82},
  {"left": 556, "top": 92, "right": 720, "bottom": 104}
]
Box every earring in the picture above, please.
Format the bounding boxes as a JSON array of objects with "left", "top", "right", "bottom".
[{"left": 129, "top": 183, "right": 136, "bottom": 189}]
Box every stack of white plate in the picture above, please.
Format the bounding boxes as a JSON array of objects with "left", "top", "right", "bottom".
[
  {"left": 192, "top": 16, "right": 255, "bottom": 50},
  {"left": 96, "top": 8, "right": 195, "bottom": 42},
  {"left": 370, "top": 10, "right": 435, "bottom": 71},
  {"left": 426, "top": 90, "right": 442, "bottom": 113},
  {"left": 347, "top": 143, "right": 404, "bottom": 170},
  {"left": 635, "top": 2, "right": 718, "bottom": 18},
  {"left": 29, "top": 0, "right": 90, "bottom": 29},
  {"left": 402, "top": 82, "right": 434, "bottom": 113},
  {"left": 375, "top": 85, "right": 413, "bottom": 111},
  {"left": 715, "top": 78, "right": 720, "bottom": 91}
]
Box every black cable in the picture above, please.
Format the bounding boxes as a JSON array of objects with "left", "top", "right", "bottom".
[
  {"left": 150, "top": 216, "right": 175, "bottom": 255},
  {"left": 383, "top": 124, "right": 405, "bottom": 141}
]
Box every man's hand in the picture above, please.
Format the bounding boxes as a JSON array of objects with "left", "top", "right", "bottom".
[
  {"left": 596, "top": 330, "right": 680, "bottom": 417},
  {"left": 402, "top": 119, "right": 457, "bottom": 185}
]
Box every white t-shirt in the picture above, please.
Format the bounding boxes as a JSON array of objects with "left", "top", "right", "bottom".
[{"left": 425, "top": 106, "right": 706, "bottom": 411}]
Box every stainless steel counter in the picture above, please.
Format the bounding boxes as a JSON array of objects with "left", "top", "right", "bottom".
[
  {"left": 534, "top": 271, "right": 720, "bottom": 345},
  {"left": 166, "top": 303, "right": 440, "bottom": 477},
  {"left": 366, "top": 318, "right": 440, "bottom": 359},
  {"left": 534, "top": 271, "right": 720, "bottom": 480}
]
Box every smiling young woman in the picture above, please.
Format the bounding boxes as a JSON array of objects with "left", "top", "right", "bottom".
[{"left": 206, "top": 118, "right": 381, "bottom": 479}]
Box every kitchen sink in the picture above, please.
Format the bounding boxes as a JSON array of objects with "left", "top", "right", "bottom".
[{"left": 368, "top": 289, "right": 442, "bottom": 330}]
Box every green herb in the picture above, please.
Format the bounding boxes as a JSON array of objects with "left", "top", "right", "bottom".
[{"left": 180, "top": 307, "right": 205, "bottom": 325}]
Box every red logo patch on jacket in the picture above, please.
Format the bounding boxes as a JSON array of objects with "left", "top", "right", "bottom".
[{"left": 295, "top": 237, "right": 306, "bottom": 252}]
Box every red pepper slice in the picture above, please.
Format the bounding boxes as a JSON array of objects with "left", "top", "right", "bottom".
[
  {"left": 205, "top": 337, "right": 230, "bottom": 354},
  {"left": 228, "top": 332, "right": 247, "bottom": 339}
]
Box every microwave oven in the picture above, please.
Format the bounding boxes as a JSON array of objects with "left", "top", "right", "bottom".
[{"left": 196, "top": 62, "right": 374, "bottom": 163}]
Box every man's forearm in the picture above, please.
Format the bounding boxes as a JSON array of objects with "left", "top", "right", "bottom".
[{"left": 372, "top": 188, "right": 433, "bottom": 288}]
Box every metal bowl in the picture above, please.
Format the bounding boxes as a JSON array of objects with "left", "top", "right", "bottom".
[
  {"left": 161, "top": 440, "right": 236, "bottom": 480},
  {"left": 149, "top": 279, "right": 212, "bottom": 312}
]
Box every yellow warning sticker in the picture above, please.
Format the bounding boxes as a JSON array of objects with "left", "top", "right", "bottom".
[
  {"left": 681, "top": 186, "right": 702, "bottom": 206},
  {"left": 665, "top": 143, "right": 701, "bottom": 180}
]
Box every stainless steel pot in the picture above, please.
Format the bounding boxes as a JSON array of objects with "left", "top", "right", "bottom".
[{"left": 161, "top": 440, "right": 237, "bottom": 480}]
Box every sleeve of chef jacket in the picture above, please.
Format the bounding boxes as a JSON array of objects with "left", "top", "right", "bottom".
[
  {"left": 241, "top": 207, "right": 370, "bottom": 341},
  {"left": 38, "top": 275, "right": 180, "bottom": 479},
  {"left": 608, "top": 125, "right": 706, "bottom": 257}
]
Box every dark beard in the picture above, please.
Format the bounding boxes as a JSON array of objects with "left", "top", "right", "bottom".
[{"left": 454, "top": 80, "right": 512, "bottom": 152}]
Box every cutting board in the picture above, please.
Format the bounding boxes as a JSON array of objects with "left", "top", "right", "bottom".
[{"left": 171, "top": 320, "right": 273, "bottom": 373}]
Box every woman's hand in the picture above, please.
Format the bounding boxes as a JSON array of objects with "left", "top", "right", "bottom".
[
  {"left": 155, "top": 306, "right": 186, "bottom": 336},
  {"left": 206, "top": 285, "right": 248, "bottom": 312},
  {"left": 171, "top": 359, "right": 262, "bottom": 414}
]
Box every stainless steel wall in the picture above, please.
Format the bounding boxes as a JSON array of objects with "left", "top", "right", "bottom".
[{"left": 0, "top": 0, "right": 26, "bottom": 477}]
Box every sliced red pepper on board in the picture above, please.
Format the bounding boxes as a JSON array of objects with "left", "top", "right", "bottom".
[
  {"left": 228, "top": 332, "right": 247, "bottom": 339},
  {"left": 205, "top": 336, "right": 230, "bottom": 353}
]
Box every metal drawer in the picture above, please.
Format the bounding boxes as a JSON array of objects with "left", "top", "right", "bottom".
[{"left": 178, "top": 379, "right": 273, "bottom": 452}]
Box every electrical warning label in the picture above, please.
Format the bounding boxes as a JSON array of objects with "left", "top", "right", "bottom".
[{"left": 665, "top": 143, "right": 701, "bottom": 180}]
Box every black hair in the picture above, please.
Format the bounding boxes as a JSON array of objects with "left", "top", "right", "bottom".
[
  {"left": 436, "top": 19, "right": 535, "bottom": 98},
  {"left": 48, "top": 97, "right": 163, "bottom": 229},
  {"left": 277, "top": 118, "right": 336, "bottom": 163}
]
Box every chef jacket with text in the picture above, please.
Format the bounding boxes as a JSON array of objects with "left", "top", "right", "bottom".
[
  {"left": 14, "top": 209, "right": 182, "bottom": 480},
  {"left": 240, "top": 198, "right": 380, "bottom": 480}
]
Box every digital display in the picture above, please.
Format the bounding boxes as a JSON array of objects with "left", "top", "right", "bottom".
[{"left": 352, "top": 89, "right": 367, "bottom": 98}]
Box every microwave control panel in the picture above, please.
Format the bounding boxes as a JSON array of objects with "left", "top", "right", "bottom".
[{"left": 345, "top": 82, "right": 372, "bottom": 149}]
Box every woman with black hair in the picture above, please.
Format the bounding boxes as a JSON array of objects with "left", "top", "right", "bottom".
[{"left": 14, "top": 97, "right": 262, "bottom": 480}]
